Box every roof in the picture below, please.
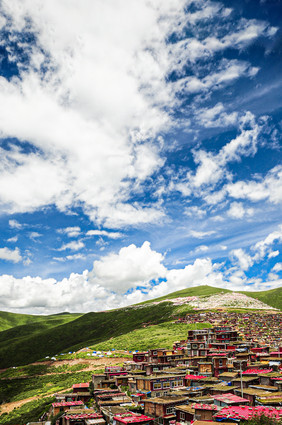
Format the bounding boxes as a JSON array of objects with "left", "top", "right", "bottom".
[
  {"left": 243, "top": 368, "right": 273, "bottom": 374},
  {"left": 144, "top": 396, "right": 187, "bottom": 405},
  {"left": 174, "top": 405, "right": 195, "bottom": 414},
  {"left": 52, "top": 401, "right": 84, "bottom": 407},
  {"left": 65, "top": 413, "right": 103, "bottom": 420},
  {"left": 185, "top": 375, "right": 205, "bottom": 380},
  {"left": 192, "top": 403, "right": 219, "bottom": 411},
  {"left": 114, "top": 414, "right": 152, "bottom": 424},
  {"left": 214, "top": 405, "right": 282, "bottom": 420},
  {"left": 72, "top": 382, "right": 90, "bottom": 389},
  {"left": 213, "top": 393, "right": 249, "bottom": 404}
]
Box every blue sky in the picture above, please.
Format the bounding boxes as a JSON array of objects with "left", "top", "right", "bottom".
[{"left": 0, "top": 0, "right": 281, "bottom": 313}]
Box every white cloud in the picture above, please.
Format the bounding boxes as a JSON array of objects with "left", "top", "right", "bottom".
[
  {"left": 272, "top": 263, "right": 282, "bottom": 273},
  {"left": 231, "top": 248, "right": 254, "bottom": 271},
  {"left": 9, "top": 219, "right": 22, "bottom": 229},
  {"left": 29, "top": 232, "right": 42, "bottom": 240},
  {"left": 0, "top": 247, "right": 22, "bottom": 263},
  {"left": 184, "top": 206, "right": 206, "bottom": 218},
  {"left": 190, "top": 230, "right": 216, "bottom": 238},
  {"left": 57, "top": 227, "right": 81, "bottom": 238},
  {"left": 89, "top": 241, "right": 166, "bottom": 294},
  {"left": 268, "top": 250, "right": 279, "bottom": 259},
  {"left": 254, "top": 225, "right": 282, "bottom": 260},
  {"left": 0, "top": 239, "right": 281, "bottom": 314},
  {"left": 58, "top": 240, "right": 85, "bottom": 252},
  {"left": 54, "top": 253, "right": 86, "bottom": 262},
  {"left": 86, "top": 230, "right": 123, "bottom": 239},
  {"left": 195, "top": 245, "right": 209, "bottom": 253},
  {"left": 226, "top": 165, "right": 282, "bottom": 204},
  {"left": 196, "top": 103, "right": 238, "bottom": 128},
  {"left": 0, "top": 0, "right": 188, "bottom": 227},
  {"left": 227, "top": 201, "right": 254, "bottom": 219},
  {"left": 7, "top": 236, "right": 18, "bottom": 243},
  {"left": 178, "top": 60, "right": 258, "bottom": 94}
]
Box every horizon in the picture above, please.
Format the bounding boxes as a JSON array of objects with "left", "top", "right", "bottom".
[{"left": 0, "top": 0, "right": 281, "bottom": 314}]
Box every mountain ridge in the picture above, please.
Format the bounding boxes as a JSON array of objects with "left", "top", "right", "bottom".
[{"left": 0, "top": 285, "right": 280, "bottom": 369}]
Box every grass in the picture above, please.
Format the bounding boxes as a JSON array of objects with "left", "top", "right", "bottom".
[
  {"left": 0, "top": 362, "right": 89, "bottom": 379},
  {"left": 0, "top": 396, "right": 55, "bottom": 425},
  {"left": 138, "top": 285, "right": 231, "bottom": 305},
  {"left": 0, "top": 311, "right": 81, "bottom": 333},
  {"left": 0, "top": 302, "right": 177, "bottom": 368},
  {"left": 90, "top": 321, "right": 212, "bottom": 351},
  {"left": 0, "top": 285, "right": 281, "bottom": 369},
  {"left": 240, "top": 287, "right": 282, "bottom": 311},
  {"left": 0, "top": 370, "right": 96, "bottom": 403}
]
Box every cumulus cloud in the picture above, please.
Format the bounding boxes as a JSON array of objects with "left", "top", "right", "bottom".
[
  {"left": 7, "top": 236, "right": 18, "bottom": 243},
  {"left": 0, "top": 247, "right": 22, "bottom": 263},
  {"left": 9, "top": 219, "right": 22, "bottom": 229},
  {"left": 190, "top": 230, "right": 216, "bottom": 238},
  {"left": 0, "top": 238, "right": 281, "bottom": 314},
  {"left": 57, "top": 227, "right": 81, "bottom": 238},
  {"left": 231, "top": 248, "right": 254, "bottom": 271},
  {"left": 89, "top": 241, "right": 166, "bottom": 294},
  {"left": 58, "top": 240, "right": 85, "bottom": 252},
  {"left": 227, "top": 202, "right": 254, "bottom": 219},
  {"left": 226, "top": 165, "right": 282, "bottom": 204},
  {"left": 86, "top": 230, "right": 123, "bottom": 239}
]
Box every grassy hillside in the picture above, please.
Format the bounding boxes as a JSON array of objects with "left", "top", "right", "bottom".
[
  {"left": 241, "top": 287, "right": 282, "bottom": 311},
  {"left": 0, "top": 311, "right": 81, "bottom": 332},
  {"left": 91, "top": 320, "right": 212, "bottom": 351},
  {"left": 0, "top": 285, "right": 280, "bottom": 369},
  {"left": 0, "top": 302, "right": 182, "bottom": 369},
  {"left": 138, "top": 285, "right": 231, "bottom": 305}
]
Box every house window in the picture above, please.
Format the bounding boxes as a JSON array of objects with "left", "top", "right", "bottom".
[
  {"left": 163, "top": 382, "right": 170, "bottom": 388},
  {"left": 153, "top": 383, "right": 162, "bottom": 390},
  {"left": 166, "top": 407, "right": 175, "bottom": 415},
  {"left": 219, "top": 359, "right": 223, "bottom": 366},
  {"left": 192, "top": 344, "right": 198, "bottom": 349},
  {"left": 180, "top": 412, "right": 185, "bottom": 420},
  {"left": 153, "top": 351, "right": 157, "bottom": 355}
]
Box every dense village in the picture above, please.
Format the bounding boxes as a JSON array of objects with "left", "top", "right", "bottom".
[{"left": 29, "top": 314, "right": 282, "bottom": 425}]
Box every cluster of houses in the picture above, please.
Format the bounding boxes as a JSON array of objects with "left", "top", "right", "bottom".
[
  {"left": 36, "top": 323, "right": 282, "bottom": 425},
  {"left": 179, "top": 312, "right": 282, "bottom": 348}
]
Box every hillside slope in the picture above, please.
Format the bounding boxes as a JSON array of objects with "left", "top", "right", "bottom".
[
  {"left": 0, "top": 303, "right": 177, "bottom": 368},
  {"left": 138, "top": 285, "right": 231, "bottom": 304},
  {"left": 0, "top": 311, "right": 81, "bottom": 333},
  {"left": 0, "top": 285, "right": 280, "bottom": 369},
  {"left": 241, "top": 287, "right": 282, "bottom": 311}
]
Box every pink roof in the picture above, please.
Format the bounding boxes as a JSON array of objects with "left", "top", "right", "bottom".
[
  {"left": 72, "top": 382, "right": 90, "bottom": 388},
  {"left": 243, "top": 368, "right": 272, "bottom": 375},
  {"left": 192, "top": 403, "right": 219, "bottom": 411},
  {"left": 114, "top": 414, "right": 152, "bottom": 424},
  {"left": 52, "top": 401, "right": 84, "bottom": 407},
  {"left": 65, "top": 413, "right": 103, "bottom": 420},
  {"left": 213, "top": 393, "right": 249, "bottom": 404},
  {"left": 185, "top": 375, "right": 205, "bottom": 380},
  {"left": 214, "top": 405, "right": 282, "bottom": 420}
]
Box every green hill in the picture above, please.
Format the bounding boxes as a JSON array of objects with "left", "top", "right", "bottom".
[
  {"left": 138, "top": 285, "right": 231, "bottom": 304},
  {"left": 240, "top": 286, "right": 282, "bottom": 311},
  {"left": 0, "top": 302, "right": 179, "bottom": 368},
  {"left": 0, "top": 311, "right": 81, "bottom": 333},
  {"left": 0, "top": 285, "right": 280, "bottom": 369}
]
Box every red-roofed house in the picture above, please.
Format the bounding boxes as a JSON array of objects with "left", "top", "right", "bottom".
[
  {"left": 113, "top": 413, "right": 153, "bottom": 425},
  {"left": 213, "top": 393, "right": 250, "bottom": 407},
  {"left": 51, "top": 400, "right": 84, "bottom": 416},
  {"left": 214, "top": 405, "right": 282, "bottom": 422}
]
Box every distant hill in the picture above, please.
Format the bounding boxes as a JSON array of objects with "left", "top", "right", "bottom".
[
  {"left": 0, "top": 285, "right": 280, "bottom": 369},
  {"left": 138, "top": 285, "right": 231, "bottom": 304},
  {"left": 0, "top": 310, "right": 81, "bottom": 333},
  {"left": 240, "top": 287, "right": 282, "bottom": 311}
]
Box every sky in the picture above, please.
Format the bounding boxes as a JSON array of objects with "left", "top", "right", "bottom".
[{"left": 0, "top": 0, "right": 281, "bottom": 314}]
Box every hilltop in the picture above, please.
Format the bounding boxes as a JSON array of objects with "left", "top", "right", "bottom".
[{"left": 0, "top": 285, "right": 280, "bottom": 369}]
